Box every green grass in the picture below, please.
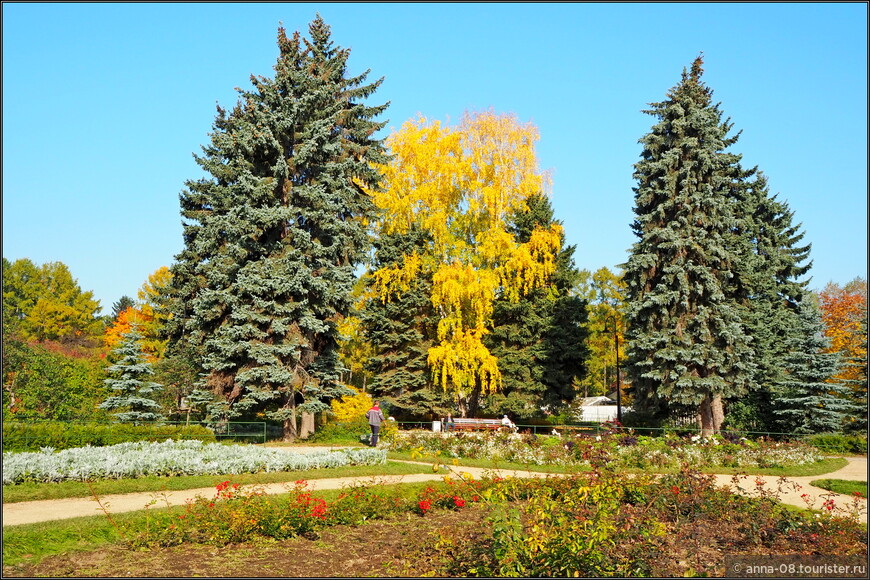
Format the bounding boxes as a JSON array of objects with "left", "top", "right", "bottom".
[
  {"left": 1, "top": 460, "right": 436, "bottom": 503},
  {"left": 697, "top": 457, "right": 848, "bottom": 477},
  {"left": 810, "top": 478, "right": 867, "bottom": 498}
]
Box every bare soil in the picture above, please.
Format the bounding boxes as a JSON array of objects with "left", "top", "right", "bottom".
[{"left": 3, "top": 507, "right": 489, "bottom": 578}]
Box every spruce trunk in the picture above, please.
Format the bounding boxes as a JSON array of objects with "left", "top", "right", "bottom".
[
  {"left": 282, "top": 396, "right": 298, "bottom": 442},
  {"left": 699, "top": 393, "right": 725, "bottom": 436}
]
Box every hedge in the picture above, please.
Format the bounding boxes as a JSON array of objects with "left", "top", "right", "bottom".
[
  {"left": 803, "top": 433, "right": 868, "bottom": 456},
  {"left": 2, "top": 421, "right": 217, "bottom": 452}
]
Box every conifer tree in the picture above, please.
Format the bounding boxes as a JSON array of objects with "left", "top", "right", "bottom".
[
  {"left": 166, "top": 16, "right": 388, "bottom": 439},
  {"left": 725, "top": 172, "right": 813, "bottom": 431},
  {"left": 111, "top": 296, "right": 136, "bottom": 321},
  {"left": 99, "top": 329, "right": 164, "bottom": 423},
  {"left": 484, "top": 193, "right": 588, "bottom": 418},
  {"left": 772, "top": 299, "right": 853, "bottom": 434},
  {"left": 623, "top": 56, "right": 754, "bottom": 435},
  {"left": 360, "top": 225, "right": 449, "bottom": 418}
]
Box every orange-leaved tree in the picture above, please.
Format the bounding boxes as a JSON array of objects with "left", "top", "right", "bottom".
[
  {"left": 819, "top": 278, "right": 867, "bottom": 426},
  {"left": 104, "top": 267, "right": 172, "bottom": 361},
  {"left": 360, "top": 110, "right": 561, "bottom": 416}
]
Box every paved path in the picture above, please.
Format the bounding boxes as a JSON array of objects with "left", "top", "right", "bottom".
[
  {"left": 712, "top": 456, "right": 867, "bottom": 523},
  {"left": 2, "top": 453, "right": 865, "bottom": 527}
]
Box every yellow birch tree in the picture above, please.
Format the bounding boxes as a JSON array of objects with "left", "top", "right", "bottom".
[{"left": 361, "top": 110, "right": 562, "bottom": 415}]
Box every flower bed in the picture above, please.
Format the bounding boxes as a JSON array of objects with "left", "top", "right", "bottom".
[
  {"left": 388, "top": 429, "right": 823, "bottom": 470},
  {"left": 2, "top": 440, "right": 387, "bottom": 485},
  {"left": 121, "top": 464, "right": 866, "bottom": 577}
]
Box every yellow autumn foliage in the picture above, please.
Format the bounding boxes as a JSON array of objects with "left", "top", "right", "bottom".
[
  {"left": 330, "top": 386, "right": 374, "bottom": 423},
  {"left": 428, "top": 329, "right": 501, "bottom": 396},
  {"left": 104, "top": 267, "right": 172, "bottom": 361},
  {"left": 363, "top": 109, "right": 560, "bottom": 398},
  {"left": 371, "top": 252, "right": 424, "bottom": 302}
]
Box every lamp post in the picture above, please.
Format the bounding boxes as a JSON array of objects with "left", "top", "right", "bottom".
[{"left": 607, "top": 314, "right": 623, "bottom": 424}]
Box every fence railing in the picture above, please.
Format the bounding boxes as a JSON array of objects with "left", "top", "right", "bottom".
[{"left": 396, "top": 421, "right": 813, "bottom": 441}]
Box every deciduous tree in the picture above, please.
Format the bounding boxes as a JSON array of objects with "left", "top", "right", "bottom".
[
  {"left": 362, "top": 110, "right": 561, "bottom": 416},
  {"left": 575, "top": 267, "right": 626, "bottom": 399},
  {"left": 358, "top": 225, "right": 448, "bottom": 419},
  {"left": 2, "top": 258, "right": 103, "bottom": 345},
  {"left": 819, "top": 278, "right": 867, "bottom": 431}
]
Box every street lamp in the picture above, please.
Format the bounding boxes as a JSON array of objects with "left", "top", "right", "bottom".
[{"left": 607, "top": 314, "right": 623, "bottom": 424}]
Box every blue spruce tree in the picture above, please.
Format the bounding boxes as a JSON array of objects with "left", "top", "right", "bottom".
[
  {"left": 623, "top": 56, "right": 755, "bottom": 435},
  {"left": 167, "top": 16, "right": 388, "bottom": 440},
  {"left": 99, "top": 329, "right": 164, "bottom": 423},
  {"left": 772, "top": 299, "right": 854, "bottom": 434}
]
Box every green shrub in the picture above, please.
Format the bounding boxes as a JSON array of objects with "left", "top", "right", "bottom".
[
  {"left": 2, "top": 421, "right": 216, "bottom": 452},
  {"left": 803, "top": 433, "right": 867, "bottom": 455},
  {"left": 305, "top": 418, "right": 370, "bottom": 444},
  {"left": 306, "top": 417, "right": 400, "bottom": 445}
]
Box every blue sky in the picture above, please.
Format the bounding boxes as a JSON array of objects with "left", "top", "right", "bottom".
[{"left": 3, "top": 2, "right": 867, "bottom": 313}]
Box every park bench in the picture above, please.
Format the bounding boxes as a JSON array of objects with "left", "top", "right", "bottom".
[{"left": 449, "top": 418, "right": 504, "bottom": 431}]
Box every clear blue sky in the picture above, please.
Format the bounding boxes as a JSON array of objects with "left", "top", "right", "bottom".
[{"left": 3, "top": 2, "right": 867, "bottom": 313}]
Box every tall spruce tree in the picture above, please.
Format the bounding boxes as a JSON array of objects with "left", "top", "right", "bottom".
[
  {"left": 360, "top": 225, "right": 449, "bottom": 419},
  {"left": 484, "top": 193, "right": 588, "bottom": 418},
  {"left": 99, "top": 329, "right": 164, "bottom": 423},
  {"left": 623, "top": 56, "right": 754, "bottom": 435},
  {"left": 772, "top": 298, "right": 852, "bottom": 434},
  {"left": 166, "top": 16, "right": 388, "bottom": 439},
  {"left": 725, "top": 171, "right": 813, "bottom": 431}
]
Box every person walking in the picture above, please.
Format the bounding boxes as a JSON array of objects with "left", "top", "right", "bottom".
[{"left": 366, "top": 401, "right": 386, "bottom": 447}]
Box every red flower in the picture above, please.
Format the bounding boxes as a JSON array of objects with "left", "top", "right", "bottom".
[
  {"left": 671, "top": 486, "right": 680, "bottom": 495},
  {"left": 453, "top": 496, "right": 466, "bottom": 508},
  {"left": 418, "top": 499, "right": 432, "bottom": 513}
]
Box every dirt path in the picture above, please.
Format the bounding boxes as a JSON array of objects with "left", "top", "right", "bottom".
[{"left": 3, "top": 454, "right": 865, "bottom": 527}]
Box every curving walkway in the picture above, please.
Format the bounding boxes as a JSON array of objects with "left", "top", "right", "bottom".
[
  {"left": 2, "top": 453, "right": 865, "bottom": 527},
  {"left": 712, "top": 455, "right": 867, "bottom": 523}
]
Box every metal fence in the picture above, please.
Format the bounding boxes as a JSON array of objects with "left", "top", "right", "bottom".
[{"left": 396, "top": 420, "right": 813, "bottom": 441}]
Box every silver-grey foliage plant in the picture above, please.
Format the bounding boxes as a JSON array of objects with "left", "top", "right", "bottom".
[{"left": 2, "top": 439, "right": 386, "bottom": 485}]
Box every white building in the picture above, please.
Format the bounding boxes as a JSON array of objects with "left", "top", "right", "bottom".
[{"left": 575, "top": 396, "right": 629, "bottom": 422}]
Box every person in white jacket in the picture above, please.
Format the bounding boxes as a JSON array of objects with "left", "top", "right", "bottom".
[{"left": 365, "top": 401, "right": 386, "bottom": 447}]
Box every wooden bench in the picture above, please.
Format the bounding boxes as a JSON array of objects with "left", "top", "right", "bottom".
[{"left": 449, "top": 418, "right": 505, "bottom": 431}]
